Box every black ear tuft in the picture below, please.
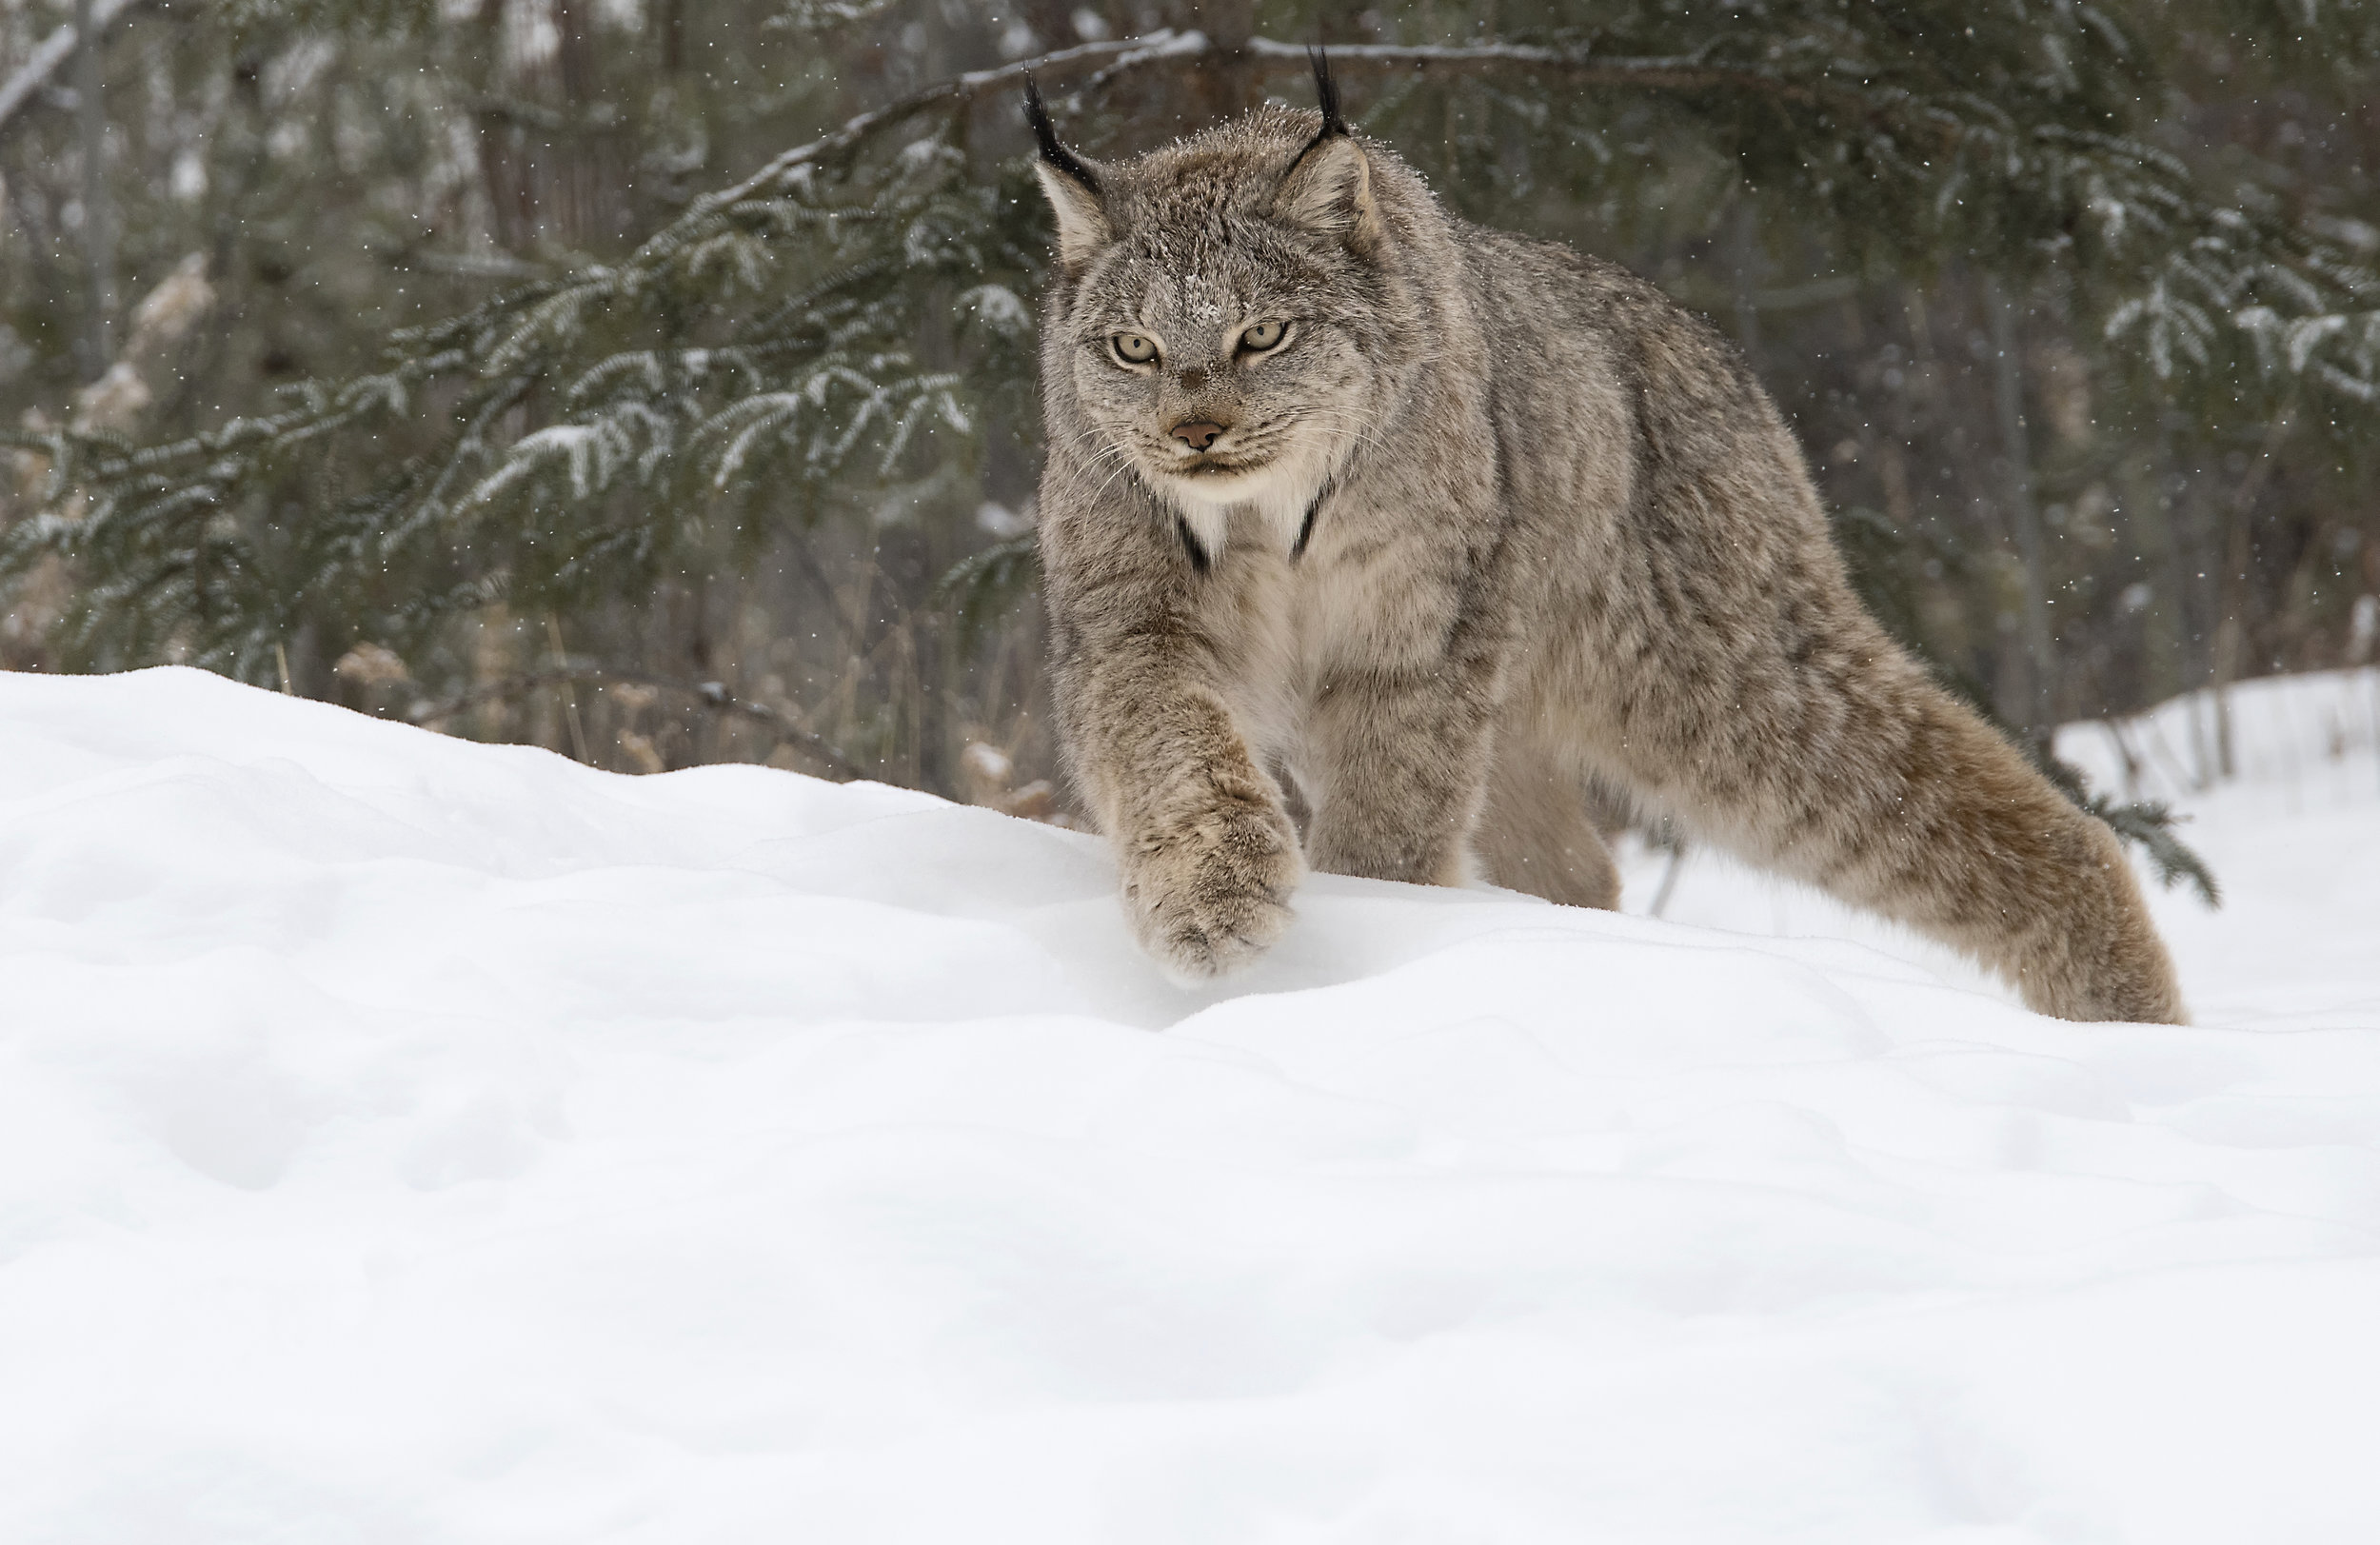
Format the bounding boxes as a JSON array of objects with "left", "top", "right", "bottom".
[
  {"left": 1024, "top": 75, "right": 1101, "bottom": 190},
  {"left": 1309, "top": 46, "right": 1346, "bottom": 138}
]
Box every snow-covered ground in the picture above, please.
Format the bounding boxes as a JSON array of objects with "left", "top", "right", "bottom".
[{"left": 3, "top": 666, "right": 2375, "bottom": 1543}]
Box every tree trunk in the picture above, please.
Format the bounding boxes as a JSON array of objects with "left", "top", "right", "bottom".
[
  {"left": 73, "top": 0, "right": 116, "bottom": 382},
  {"left": 1985, "top": 277, "right": 2054, "bottom": 746},
  {"left": 2209, "top": 407, "right": 2294, "bottom": 780}
]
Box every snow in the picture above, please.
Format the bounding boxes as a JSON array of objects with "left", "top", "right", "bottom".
[{"left": 3, "top": 665, "right": 2376, "bottom": 1543}]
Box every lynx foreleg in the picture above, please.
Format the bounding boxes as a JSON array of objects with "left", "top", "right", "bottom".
[
  {"left": 1063, "top": 643, "right": 1305, "bottom": 983},
  {"left": 1303, "top": 664, "right": 1496, "bottom": 887}
]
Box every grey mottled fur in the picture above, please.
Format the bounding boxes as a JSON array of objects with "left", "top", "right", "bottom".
[{"left": 1030, "top": 89, "right": 2184, "bottom": 1023}]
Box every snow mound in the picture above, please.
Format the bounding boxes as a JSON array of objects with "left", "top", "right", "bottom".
[{"left": 3, "top": 666, "right": 2376, "bottom": 1543}]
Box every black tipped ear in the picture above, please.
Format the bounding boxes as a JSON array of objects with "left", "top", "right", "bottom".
[
  {"left": 1024, "top": 76, "right": 1101, "bottom": 193},
  {"left": 1022, "top": 76, "right": 1113, "bottom": 271},
  {"left": 1309, "top": 46, "right": 1346, "bottom": 138},
  {"left": 1276, "top": 51, "right": 1378, "bottom": 248}
]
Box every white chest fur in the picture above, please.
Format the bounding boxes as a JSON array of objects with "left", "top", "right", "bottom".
[{"left": 1200, "top": 495, "right": 1461, "bottom": 767}]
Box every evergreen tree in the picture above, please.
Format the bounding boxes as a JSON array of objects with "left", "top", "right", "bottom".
[{"left": 2, "top": 2, "right": 2372, "bottom": 861}]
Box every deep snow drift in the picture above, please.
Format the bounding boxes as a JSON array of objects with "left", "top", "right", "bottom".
[{"left": 3, "top": 666, "right": 2375, "bottom": 1543}]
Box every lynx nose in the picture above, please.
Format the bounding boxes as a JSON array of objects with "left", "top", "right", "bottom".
[{"left": 1171, "top": 420, "right": 1226, "bottom": 451}]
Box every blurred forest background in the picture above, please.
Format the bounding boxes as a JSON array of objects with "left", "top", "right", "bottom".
[{"left": 3, "top": 0, "right": 2376, "bottom": 835}]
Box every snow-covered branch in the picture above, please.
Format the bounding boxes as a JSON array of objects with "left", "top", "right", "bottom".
[{"left": 0, "top": 0, "right": 153, "bottom": 140}]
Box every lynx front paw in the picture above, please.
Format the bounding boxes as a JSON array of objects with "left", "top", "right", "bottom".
[{"left": 1121, "top": 797, "right": 1305, "bottom": 983}]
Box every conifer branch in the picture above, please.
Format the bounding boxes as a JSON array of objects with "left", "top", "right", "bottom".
[{"left": 7, "top": 7, "right": 2374, "bottom": 779}]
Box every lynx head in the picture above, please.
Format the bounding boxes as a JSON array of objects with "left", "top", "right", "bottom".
[{"left": 1027, "top": 53, "right": 1403, "bottom": 549}]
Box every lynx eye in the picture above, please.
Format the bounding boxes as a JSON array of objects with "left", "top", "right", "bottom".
[
  {"left": 1239, "top": 320, "right": 1287, "bottom": 352},
  {"left": 1111, "top": 333, "right": 1159, "bottom": 365}
]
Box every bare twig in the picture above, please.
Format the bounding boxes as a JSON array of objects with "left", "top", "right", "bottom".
[
  {"left": 1650, "top": 841, "right": 1691, "bottom": 918},
  {"left": 409, "top": 665, "right": 867, "bottom": 782},
  {"left": 1250, "top": 37, "right": 1790, "bottom": 92},
  {"left": 545, "top": 615, "right": 593, "bottom": 763}
]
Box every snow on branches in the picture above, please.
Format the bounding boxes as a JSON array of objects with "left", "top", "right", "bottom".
[{"left": 5, "top": 10, "right": 2374, "bottom": 683}]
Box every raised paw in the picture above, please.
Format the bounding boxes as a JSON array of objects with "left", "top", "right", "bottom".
[{"left": 1121, "top": 795, "right": 1305, "bottom": 983}]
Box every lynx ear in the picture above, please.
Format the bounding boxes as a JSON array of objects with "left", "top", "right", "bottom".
[
  {"left": 1274, "top": 135, "right": 1376, "bottom": 241},
  {"left": 1024, "top": 77, "right": 1112, "bottom": 272},
  {"left": 1273, "top": 49, "right": 1379, "bottom": 248}
]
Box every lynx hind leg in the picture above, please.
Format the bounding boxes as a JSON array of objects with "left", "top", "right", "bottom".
[
  {"left": 1476, "top": 742, "right": 1622, "bottom": 910},
  {"left": 1681, "top": 680, "right": 2185, "bottom": 1024},
  {"left": 1880, "top": 695, "right": 2185, "bottom": 1023}
]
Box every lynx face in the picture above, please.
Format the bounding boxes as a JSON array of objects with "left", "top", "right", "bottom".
[
  {"left": 1066, "top": 254, "right": 1374, "bottom": 530},
  {"left": 1039, "top": 109, "right": 1395, "bottom": 553}
]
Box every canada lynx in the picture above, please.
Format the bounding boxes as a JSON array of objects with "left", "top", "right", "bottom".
[{"left": 1026, "top": 59, "right": 2184, "bottom": 1023}]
